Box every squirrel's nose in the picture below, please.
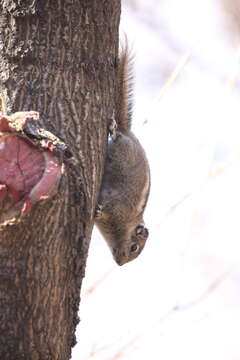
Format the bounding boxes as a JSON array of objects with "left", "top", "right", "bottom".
[
  {"left": 114, "top": 251, "right": 126, "bottom": 266},
  {"left": 116, "top": 259, "right": 125, "bottom": 266}
]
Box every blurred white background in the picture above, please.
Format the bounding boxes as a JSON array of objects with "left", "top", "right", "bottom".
[{"left": 73, "top": 0, "right": 240, "bottom": 359}]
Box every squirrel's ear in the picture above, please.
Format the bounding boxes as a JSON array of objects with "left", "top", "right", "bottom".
[{"left": 135, "top": 224, "right": 149, "bottom": 239}]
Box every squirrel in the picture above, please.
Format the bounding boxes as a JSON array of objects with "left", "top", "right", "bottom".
[{"left": 95, "top": 40, "right": 150, "bottom": 266}]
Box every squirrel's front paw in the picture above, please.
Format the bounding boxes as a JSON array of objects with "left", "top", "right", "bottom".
[
  {"left": 95, "top": 203, "right": 103, "bottom": 218},
  {"left": 109, "top": 118, "right": 117, "bottom": 141}
]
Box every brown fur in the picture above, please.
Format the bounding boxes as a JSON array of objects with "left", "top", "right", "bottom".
[
  {"left": 115, "top": 39, "right": 134, "bottom": 133},
  {"left": 95, "top": 40, "right": 150, "bottom": 265}
]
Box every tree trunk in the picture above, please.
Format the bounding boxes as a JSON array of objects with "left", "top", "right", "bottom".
[{"left": 0, "top": 1, "right": 120, "bottom": 359}]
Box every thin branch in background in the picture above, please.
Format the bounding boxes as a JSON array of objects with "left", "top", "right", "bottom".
[
  {"left": 84, "top": 336, "right": 139, "bottom": 360},
  {"left": 82, "top": 267, "right": 115, "bottom": 298},
  {"left": 154, "top": 265, "right": 235, "bottom": 327},
  {"left": 142, "top": 50, "right": 191, "bottom": 126},
  {"left": 155, "top": 50, "right": 191, "bottom": 103},
  {"left": 105, "top": 268, "right": 233, "bottom": 360},
  {"left": 84, "top": 266, "right": 234, "bottom": 360},
  {"left": 209, "top": 154, "right": 240, "bottom": 177},
  {"left": 159, "top": 150, "right": 240, "bottom": 225},
  {"left": 226, "top": 46, "right": 240, "bottom": 89},
  {"left": 83, "top": 343, "right": 114, "bottom": 360},
  {"left": 173, "top": 266, "right": 235, "bottom": 311},
  {"left": 107, "top": 337, "right": 138, "bottom": 360},
  {"left": 226, "top": 65, "right": 240, "bottom": 89},
  {"left": 160, "top": 192, "right": 192, "bottom": 224}
]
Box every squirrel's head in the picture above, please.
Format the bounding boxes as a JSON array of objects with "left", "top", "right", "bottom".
[
  {"left": 111, "top": 223, "right": 149, "bottom": 265},
  {"left": 95, "top": 206, "right": 149, "bottom": 265}
]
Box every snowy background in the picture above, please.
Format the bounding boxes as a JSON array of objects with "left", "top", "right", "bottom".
[{"left": 73, "top": 1, "right": 240, "bottom": 359}]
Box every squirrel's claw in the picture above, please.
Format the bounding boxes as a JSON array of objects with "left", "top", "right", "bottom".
[
  {"left": 95, "top": 203, "right": 103, "bottom": 218},
  {"left": 109, "top": 118, "right": 117, "bottom": 141}
]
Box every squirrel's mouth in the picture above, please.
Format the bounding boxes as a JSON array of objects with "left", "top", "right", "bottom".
[
  {"left": 115, "top": 258, "right": 125, "bottom": 266},
  {"left": 113, "top": 249, "right": 127, "bottom": 266}
]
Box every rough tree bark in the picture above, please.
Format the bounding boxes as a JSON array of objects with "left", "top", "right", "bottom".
[{"left": 0, "top": 1, "right": 120, "bottom": 359}]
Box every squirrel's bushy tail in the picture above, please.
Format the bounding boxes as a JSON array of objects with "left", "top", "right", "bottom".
[{"left": 115, "top": 38, "right": 134, "bottom": 133}]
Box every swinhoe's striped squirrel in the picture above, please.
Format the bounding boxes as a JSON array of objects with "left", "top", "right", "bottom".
[{"left": 95, "top": 41, "right": 150, "bottom": 266}]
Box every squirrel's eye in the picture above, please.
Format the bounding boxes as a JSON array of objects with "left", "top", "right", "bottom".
[{"left": 130, "top": 243, "right": 139, "bottom": 253}]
